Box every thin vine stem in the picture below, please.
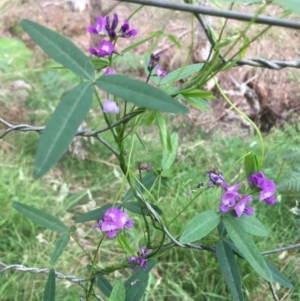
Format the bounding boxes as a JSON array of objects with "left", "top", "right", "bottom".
[{"left": 215, "top": 79, "right": 265, "bottom": 165}]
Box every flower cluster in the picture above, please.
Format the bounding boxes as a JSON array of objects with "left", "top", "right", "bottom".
[
  {"left": 248, "top": 171, "right": 276, "bottom": 205},
  {"left": 148, "top": 53, "right": 167, "bottom": 78},
  {"left": 87, "top": 13, "right": 137, "bottom": 58},
  {"left": 93, "top": 207, "right": 134, "bottom": 238},
  {"left": 128, "top": 247, "right": 148, "bottom": 270},
  {"left": 208, "top": 170, "right": 276, "bottom": 218}
]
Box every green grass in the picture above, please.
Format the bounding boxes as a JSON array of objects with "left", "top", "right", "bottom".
[{"left": 1, "top": 37, "right": 300, "bottom": 301}]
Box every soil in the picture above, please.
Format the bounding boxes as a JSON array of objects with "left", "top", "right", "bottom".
[{"left": 1, "top": 0, "right": 300, "bottom": 134}]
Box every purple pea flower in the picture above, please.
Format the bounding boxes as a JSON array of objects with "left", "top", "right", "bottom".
[
  {"left": 148, "top": 53, "right": 160, "bottom": 72},
  {"left": 219, "top": 183, "right": 241, "bottom": 213},
  {"left": 103, "top": 67, "right": 116, "bottom": 75},
  {"left": 120, "top": 19, "right": 138, "bottom": 38},
  {"left": 93, "top": 207, "right": 134, "bottom": 238},
  {"left": 156, "top": 65, "right": 167, "bottom": 78},
  {"left": 87, "top": 16, "right": 107, "bottom": 36},
  {"left": 128, "top": 247, "right": 148, "bottom": 270},
  {"left": 208, "top": 169, "right": 225, "bottom": 186},
  {"left": 89, "top": 40, "right": 114, "bottom": 57},
  {"left": 249, "top": 171, "right": 276, "bottom": 205},
  {"left": 103, "top": 99, "right": 119, "bottom": 114}
]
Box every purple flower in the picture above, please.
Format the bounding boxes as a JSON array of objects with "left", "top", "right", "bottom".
[
  {"left": 103, "top": 99, "right": 119, "bottom": 114},
  {"left": 156, "top": 65, "right": 167, "bottom": 78},
  {"left": 248, "top": 171, "right": 266, "bottom": 189},
  {"left": 208, "top": 169, "right": 225, "bottom": 186},
  {"left": 105, "top": 13, "right": 118, "bottom": 39},
  {"left": 103, "top": 67, "right": 116, "bottom": 75},
  {"left": 128, "top": 247, "right": 148, "bottom": 270},
  {"left": 87, "top": 16, "right": 107, "bottom": 36},
  {"left": 93, "top": 207, "right": 133, "bottom": 238},
  {"left": 234, "top": 195, "right": 253, "bottom": 217},
  {"left": 89, "top": 40, "right": 114, "bottom": 57},
  {"left": 219, "top": 183, "right": 241, "bottom": 213},
  {"left": 148, "top": 53, "right": 160, "bottom": 72},
  {"left": 249, "top": 171, "right": 276, "bottom": 205},
  {"left": 120, "top": 20, "right": 138, "bottom": 38}
]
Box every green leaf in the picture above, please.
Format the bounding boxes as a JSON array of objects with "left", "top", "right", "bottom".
[
  {"left": 160, "top": 63, "right": 203, "bottom": 85},
  {"left": 166, "top": 34, "right": 181, "bottom": 49},
  {"left": 117, "top": 234, "right": 134, "bottom": 255},
  {"left": 91, "top": 58, "right": 108, "bottom": 70},
  {"left": 144, "top": 110, "right": 156, "bottom": 126},
  {"left": 124, "top": 260, "right": 156, "bottom": 301},
  {"left": 33, "top": 82, "right": 94, "bottom": 178},
  {"left": 239, "top": 37, "right": 250, "bottom": 59},
  {"left": 161, "top": 133, "right": 178, "bottom": 170},
  {"left": 215, "top": 34, "right": 240, "bottom": 49},
  {"left": 95, "top": 75, "right": 189, "bottom": 114},
  {"left": 43, "top": 268, "right": 56, "bottom": 301},
  {"left": 275, "top": 0, "right": 300, "bottom": 14},
  {"left": 179, "top": 94, "right": 210, "bottom": 111},
  {"left": 75, "top": 203, "right": 120, "bottom": 223},
  {"left": 233, "top": 215, "right": 268, "bottom": 237},
  {"left": 265, "top": 259, "right": 293, "bottom": 289},
  {"left": 21, "top": 19, "right": 94, "bottom": 80},
  {"left": 13, "top": 201, "right": 68, "bottom": 232},
  {"left": 216, "top": 241, "right": 244, "bottom": 301},
  {"left": 69, "top": 225, "right": 77, "bottom": 233},
  {"left": 179, "top": 88, "right": 216, "bottom": 99},
  {"left": 244, "top": 152, "right": 258, "bottom": 179},
  {"left": 179, "top": 210, "right": 220, "bottom": 244},
  {"left": 123, "top": 172, "right": 157, "bottom": 202},
  {"left": 109, "top": 281, "right": 126, "bottom": 301},
  {"left": 97, "top": 275, "right": 113, "bottom": 297},
  {"left": 50, "top": 233, "right": 70, "bottom": 265},
  {"left": 155, "top": 111, "right": 172, "bottom": 152},
  {"left": 123, "top": 201, "right": 162, "bottom": 216},
  {"left": 222, "top": 216, "right": 272, "bottom": 281},
  {"left": 122, "top": 31, "right": 163, "bottom": 54}
]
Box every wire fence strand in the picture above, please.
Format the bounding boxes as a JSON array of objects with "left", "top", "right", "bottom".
[{"left": 118, "top": 0, "right": 300, "bottom": 30}]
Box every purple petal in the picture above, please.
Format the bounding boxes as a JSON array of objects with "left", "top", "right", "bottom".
[
  {"left": 127, "top": 29, "right": 137, "bottom": 37},
  {"left": 103, "top": 99, "right": 119, "bottom": 114},
  {"left": 89, "top": 47, "right": 98, "bottom": 57},
  {"left": 101, "top": 221, "right": 118, "bottom": 232},
  {"left": 244, "top": 206, "right": 254, "bottom": 215},
  {"left": 107, "top": 230, "right": 117, "bottom": 238},
  {"left": 95, "top": 16, "right": 107, "bottom": 35},
  {"left": 219, "top": 204, "right": 231, "bottom": 213},
  {"left": 112, "top": 13, "right": 119, "bottom": 30},
  {"left": 87, "top": 26, "right": 98, "bottom": 34},
  {"left": 97, "top": 40, "right": 114, "bottom": 57},
  {"left": 140, "top": 247, "right": 148, "bottom": 256},
  {"left": 265, "top": 196, "right": 276, "bottom": 205},
  {"left": 248, "top": 171, "right": 266, "bottom": 188},
  {"left": 156, "top": 65, "right": 167, "bottom": 78},
  {"left": 103, "top": 67, "right": 116, "bottom": 75},
  {"left": 104, "top": 207, "right": 120, "bottom": 222},
  {"left": 234, "top": 195, "right": 252, "bottom": 217},
  {"left": 259, "top": 180, "right": 276, "bottom": 201},
  {"left": 125, "top": 219, "right": 134, "bottom": 228}
]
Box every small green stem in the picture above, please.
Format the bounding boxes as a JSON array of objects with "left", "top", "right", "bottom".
[{"left": 215, "top": 79, "right": 265, "bottom": 164}]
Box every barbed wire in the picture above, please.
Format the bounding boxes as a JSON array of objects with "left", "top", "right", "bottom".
[
  {"left": 1, "top": 242, "right": 300, "bottom": 281},
  {"left": 0, "top": 262, "right": 85, "bottom": 283},
  {"left": 119, "top": 0, "right": 300, "bottom": 30},
  {"left": 0, "top": 111, "right": 142, "bottom": 139},
  {"left": 120, "top": 0, "right": 300, "bottom": 70}
]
